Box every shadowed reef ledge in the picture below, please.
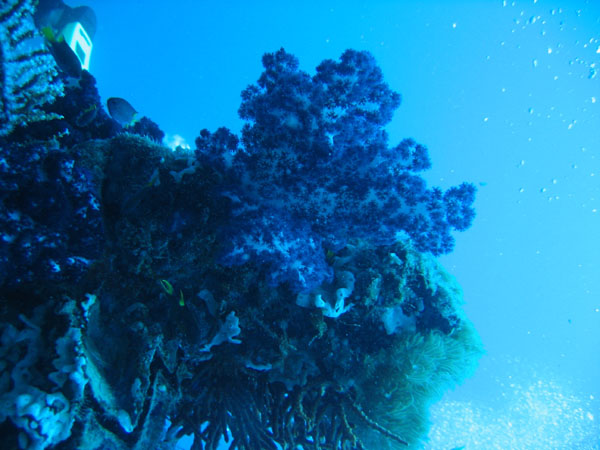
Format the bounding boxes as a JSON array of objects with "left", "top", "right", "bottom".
[{"left": 0, "top": 134, "right": 482, "bottom": 450}]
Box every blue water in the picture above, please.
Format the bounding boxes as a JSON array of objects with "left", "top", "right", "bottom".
[{"left": 81, "top": 0, "right": 599, "bottom": 448}]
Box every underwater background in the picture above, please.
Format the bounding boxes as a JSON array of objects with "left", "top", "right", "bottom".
[
  {"left": 85, "top": 0, "right": 600, "bottom": 447},
  {"left": 0, "top": 0, "right": 598, "bottom": 449}
]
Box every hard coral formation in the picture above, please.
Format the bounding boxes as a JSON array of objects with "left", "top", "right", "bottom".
[
  {"left": 0, "top": 42, "right": 482, "bottom": 450},
  {"left": 196, "top": 49, "right": 476, "bottom": 291}
]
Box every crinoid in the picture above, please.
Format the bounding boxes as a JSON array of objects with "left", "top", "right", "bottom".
[{"left": 177, "top": 359, "right": 409, "bottom": 450}]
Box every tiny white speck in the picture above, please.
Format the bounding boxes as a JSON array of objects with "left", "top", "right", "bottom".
[
  {"left": 452, "top": 22, "right": 457, "bottom": 29},
  {"left": 592, "top": 97, "right": 596, "bottom": 103},
  {"left": 532, "top": 59, "right": 538, "bottom": 67},
  {"left": 483, "top": 117, "right": 489, "bottom": 122},
  {"left": 547, "top": 47, "right": 553, "bottom": 54}
]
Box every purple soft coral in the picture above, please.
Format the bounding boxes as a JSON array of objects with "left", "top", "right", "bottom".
[{"left": 196, "top": 49, "right": 476, "bottom": 291}]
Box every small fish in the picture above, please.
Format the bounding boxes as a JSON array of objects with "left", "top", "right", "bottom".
[
  {"left": 160, "top": 279, "right": 174, "bottom": 295},
  {"left": 107, "top": 97, "right": 138, "bottom": 127},
  {"left": 145, "top": 168, "right": 161, "bottom": 188},
  {"left": 42, "top": 26, "right": 83, "bottom": 78},
  {"left": 75, "top": 104, "right": 97, "bottom": 127},
  {"left": 41, "top": 26, "right": 57, "bottom": 42}
]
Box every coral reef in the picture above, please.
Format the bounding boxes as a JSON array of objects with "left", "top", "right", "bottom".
[{"left": 0, "top": 32, "right": 482, "bottom": 450}]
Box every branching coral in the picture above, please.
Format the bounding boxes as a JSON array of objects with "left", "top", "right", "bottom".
[{"left": 0, "top": 0, "right": 63, "bottom": 136}]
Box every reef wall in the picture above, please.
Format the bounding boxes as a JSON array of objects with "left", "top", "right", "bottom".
[{"left": 0, "top": 5, "right": 482, "bottom": 449}]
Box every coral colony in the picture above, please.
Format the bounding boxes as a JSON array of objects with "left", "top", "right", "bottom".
[
  {"left": 0, "top": 3, "right": 482, "bottom": 450},
  {"left": 197, "top": 49, "right": 476, "bottom": 292}
]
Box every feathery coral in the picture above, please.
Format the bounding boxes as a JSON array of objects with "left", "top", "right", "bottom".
[{"left": 0, "top": 0, "right": 63, "bottom": 136}]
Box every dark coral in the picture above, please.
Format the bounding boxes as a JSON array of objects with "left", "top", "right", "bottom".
[
  {"left": 0, "top": 138, "right": 104, "bottom": 286},
  {"left": 0, "top": 0, "right": 63, "bottom": 137}
]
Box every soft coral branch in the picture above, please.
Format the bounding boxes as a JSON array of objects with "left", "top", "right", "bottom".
[{"left": 196, "top": 49, "right": 476, "bottom": 291}]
